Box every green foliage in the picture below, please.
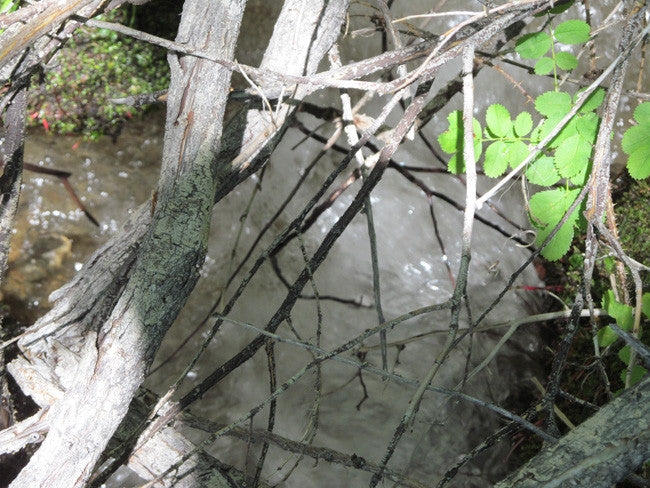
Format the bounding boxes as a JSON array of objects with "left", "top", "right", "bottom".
[
  {"left": 622, "top": 102, "right": 650, "bottom": 180},
  {"left": 436, "top": 11, "right": 629, "bottom": 261},
  {"left": 529, "top": 188, "right": 581, "bottom": 260},
  {"left": 597, "top": 291, "right": 650, "bottom": 387},
  {"left": 437, "top": 111, "right": 482, "bottom": 174},
  {"left": 28, "top": 9, "right": 170, "bottom": 139},
  {"left": 553, "top": 20, "right": 590, "bottom": 44},
  {"left": 515, "top": 32, "right": 552, "bottom": 59},
  {"left": 535, "top": 91, "right": 571, "bottom": 117}
]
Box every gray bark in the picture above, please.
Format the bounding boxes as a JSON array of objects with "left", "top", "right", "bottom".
[
  {"left": 496, "top": 375, "right": 650, "bottom": 488},
  {"left": 5, "top": 0, "right": 350, "bottom": 486},
  {"left": 8, "top": 1, "right": 246, "bottom": 486},
  {"left": 0, "top": 89, "right": 26, "bottom": 286},
  {"left": 214, "top": 0, "right": 350, "bottom": 202}
]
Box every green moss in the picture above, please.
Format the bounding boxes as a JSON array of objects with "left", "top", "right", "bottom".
[{"left": 27, "top": 8, "right": 172, "bottom": 140}]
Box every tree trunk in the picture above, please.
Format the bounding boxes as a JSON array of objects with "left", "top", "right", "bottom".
[
  {"left": 496, "top": 375, "right": 650, "bottom": 488},
  {"left": 6, "top": 0, "right": 350, "bottom": 486},
  {"left": 9, "top": 1, "right": 245, "bottom": 486}
]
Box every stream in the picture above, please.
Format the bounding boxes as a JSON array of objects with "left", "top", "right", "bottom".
[{"left": 2, "top": 1, "right": 645, "bottom": 487}]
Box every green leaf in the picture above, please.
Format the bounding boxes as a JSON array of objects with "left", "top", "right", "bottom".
[
  {"left": 526, "top": 156, "right": 561, "bottom": 186},
  {"left": 554, "top": 20, "right": 590, "bottom": 44},
  {"left": 484, "top": 141, "right": 509, "bottom": 177},
  {"left": 529, "top": 188, "right": 580, "bottom": 260},
  {"left": 532, "top": 114, "right": 563, "bottom": 144},
  {"left": 602, "top": 290, "right": 634, "bottom": 331},
  {"left": 555, "top": 51, "right": 578, "bottom": 70},
  {"left": 439, "top": 111, "right": 462, "bottom": 153},
  {"left": 530, "top": 188, "right": 580, "bottom": 225},
  {"left": 622, "top": 124, "right": 650, "bottom": 155},
  {"left": 621, "top": 120, "right": 650, "bottom": 179},
  {"left": 633, "top": 102, "right": 650, "bottom": 125},
  {"left": 534, "top": 57, "right": 555, "bottom": 75},
  {"left": 537, "top": 219, "right": 576, "bottom": 261},
  {"left": 536, "top": 91, "right": 572, "bottom": 117},
  {"left": 448, "top": 153, "right": 463, "bottom": 174},
  {"left": 514, "top": 112, "right": 533, "bottom": 137},
  {"left": 515, "top": 32, "right": 552, "bottom": 59},
  {"left": 439, "top": 111, "right": 482, "bottom": 173},
  {"left": 486, "top": 104, "right": 512, "bottom": 138},
  {"left": 507, "top": 139, "right": 529, "bottom": 169},
  {"left": 576, "top": 112, "right": 599, "bottom": 143},
  {"left": 548, "top": 116, "right": 579, "bottom": 148},
  {"left": 554, "top": 134, "right": 592, "bottom": 178},
  {"left": 576, "top": 88, "right": 605, "bottom": 114},
  {"left": 569, "top": 160, "right": 590, "bottom": 186},
  {"left": 627, "top": 147, "right": 650, "bottom": 180},
  {"left": 618, "top": 345, "right": 631, "bottom": 363},
  {"left": 597, "top": 326, "right": 618, "bottom": 347},
  {"left": 620, "top": 366, "right": 647, "bottom": 386}
]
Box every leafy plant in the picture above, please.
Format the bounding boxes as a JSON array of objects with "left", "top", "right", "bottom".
[
  {"left": 597, "top": 290, "right": 650, "bottom": 387},
  {"left": 622, "top": 102, "right": 650, "bottom": 180},
  {"left": 28, "top": 9, "right": 170, "bottom": 140},
  {"left": 436, "top": 11, "right": 646, "bottom": 261}
]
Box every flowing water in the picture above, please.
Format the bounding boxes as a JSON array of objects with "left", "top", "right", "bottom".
[{"left": 3, "top": 1, "right": 646, "bottom": 486}]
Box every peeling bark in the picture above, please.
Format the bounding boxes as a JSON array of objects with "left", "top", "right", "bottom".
[
  {"left": 5, "top": 1, "right": 351, "bottom": 486},
  {"left": 8, "top": 1, "right": 246, "bottom": 486},
  {"left": 496, "top": 375, "right": 650, "bottom": 488}
]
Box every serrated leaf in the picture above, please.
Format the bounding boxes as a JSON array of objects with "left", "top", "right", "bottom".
[
  {"left": 549, "top": 116, "right": 579, "bottom": 148},
  {"left": 620, "top": 366, "right": 647, "bottom": 386},
  {"left": 554, "top": 20, "right": 590, "bottom": 44},
  {"left": 576, "top": 88, "right": 605, "bottom": 114},
  {"left": 569, "top": 160, "right": 590, "bottom": 186},
  {"left": 532, "top": 114, "right": 562, "bottom": 144},
  {"left": 554, "top": 134, "right": 592, "bottom": 178},
  {"left": 627, "top": 146, "right": 650, "bottom": 180},
  {"left": 485, "top": 104, "right": 512, "bottom": 138},
  {"left": 618, "top": 345, "right": 631, "bottom": 363},
  {"left": 534, "top": 57, "right": 555, "bottom": 75},
  {"left": 529, "top": 188, "right": 580, "bottom": 260},
  {"left": 602, "top": 290, "right": 634, "bottom": 331},
  {"left": 622, "top": 124, "right": 650, "bottom": 155},
  {"left": 537, "top": 219, "right": 575, "bottom": 261},
  {"left": 530, "top": 188, "right": 580, "bottom": 224},
  {"left": 483, "top": 141, "right": 509, "bottom": 177},
  {"left": 555, "top": 51, "right": 578, "bottom": 70},
  {"left": 515, "top": 32, "right": 552, "bottom": 59},
  {"left": 597, "top": 326, "right": 618, "bottom": 347},
  {"left": 536, "top": 91, "right": 572, "bottom": 117},
  {"left": 438, "top": 111, "right": 462, "bottom": 153},
  {"left": 441, "top": 111, "right": 483, "bottom": 174},
  {"left": 507, "top": 139, "right": 529, "bottom": 169},
  {"left": 448, "top": 153, "right": 462, "bottom": 174},
  {"left": 526, "top": 156, "right": 560, "bottom": 186},
  {"left": 576, "top": 112, "right": 599, "bottom": 143},
  {"left": 514, "top": 112, "right": 533, "bottom": 137},
  {"left": 634, "top": 102, "right": 650, "bottom": 125}
]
